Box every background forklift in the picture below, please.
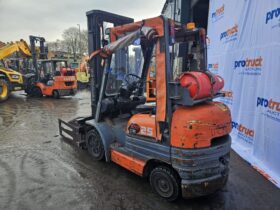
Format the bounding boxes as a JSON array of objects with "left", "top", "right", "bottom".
[
  {"left": 59, "top": 10, "right": 232, "bottom": 201},
  {"left": 0, "top": 40, "right": 31, "bottom": 102},
  {"left": 25, "top": 36, "right": 77, "bottom": 98}
]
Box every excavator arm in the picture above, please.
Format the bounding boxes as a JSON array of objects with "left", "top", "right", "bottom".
[
  {"left": 0, "top": 39, "right": 31, "bottom": 102},
  {"left": 0, "top": 39, "right": 31, "bottom": 60}
]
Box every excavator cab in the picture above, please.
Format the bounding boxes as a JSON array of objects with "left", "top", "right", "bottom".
[{"left": 59, "top": 11, "right": 232, "bottom": 201}]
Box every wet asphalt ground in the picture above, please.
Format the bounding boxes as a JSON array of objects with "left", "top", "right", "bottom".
[{"left": 0, "top": 90, "right": 280, "bottom": 210}]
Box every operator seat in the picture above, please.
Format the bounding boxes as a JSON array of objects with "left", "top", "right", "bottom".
[
  {"left": 134, "top": 103, "right": 156, "bottom": 114},
  {"left": 41, "top": 73, "right": 51, "bottom": 84}
]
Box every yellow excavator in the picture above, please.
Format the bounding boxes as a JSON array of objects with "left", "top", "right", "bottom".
[
  {"left": 0, "top": 39, "right": 31, "bottom": 102},
  {"left": 70, "top": 55, "right": 90, "bottom": 89}
]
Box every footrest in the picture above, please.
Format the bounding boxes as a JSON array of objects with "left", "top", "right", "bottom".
[
  {"left": 111, "top": 146, "right": 145, "bottom": 176},
  {"left": 110, "top": 143, "right": 130, "bottom": 156}
]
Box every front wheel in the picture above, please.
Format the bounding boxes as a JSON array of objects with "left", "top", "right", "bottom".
[
  {"left": 86, "top": 129, "right": 105, "bottom": 161},
  {"left": 0, "top": 79, "right": 10, "bottom": 102},
  {"left": 149, "top": 166, "right": 181, "bottom": 202},
  {"left": 30, "top": 86, "right": 43, "bottom": 97},
  {"left": 52, "top": 90, "right": 60, "bottom": 99}
]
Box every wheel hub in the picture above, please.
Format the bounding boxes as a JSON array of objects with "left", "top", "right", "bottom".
[
  {"left": 158, "top": 178, "right": 170, "bottom": 193},
  {"left": 88, "top": 136, "right": 101, "bottom": 156}
]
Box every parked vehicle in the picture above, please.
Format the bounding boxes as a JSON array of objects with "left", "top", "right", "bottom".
[{"left": 59, "top": 10, "right": 232, "bottom": 201}]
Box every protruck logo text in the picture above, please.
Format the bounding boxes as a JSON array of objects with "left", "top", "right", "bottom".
[
  {"left": 220, "top": 90, "right": 233, "bottom": 105},
  {"left": 234, "top": 56, "right": 263, "bottom": 75},
  {"left": 257, "top": 97, "right": 280, "bottom": 122},
  {"left": 220, "top": 24, "right": 238, "bottom": 43},
  {"left": 232, "top": 121, "right": 254, "bottom": 144},
  {"left": 208, "top": 63, "right": 218, "bottom": 73},
  {"left": 212, "top": 4, "right": 224, "bottom": 22},
  {"left": 266, "top": 7, "right": 280, "bottom": 29}
]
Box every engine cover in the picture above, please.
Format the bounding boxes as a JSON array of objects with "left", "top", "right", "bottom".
[{"left": 171, "top": 102, "right": 232, "bottom": 149}]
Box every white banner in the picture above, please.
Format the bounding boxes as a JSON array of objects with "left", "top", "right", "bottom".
[{"left": 208, "top": 0, "right": 280, "bottom": 187}]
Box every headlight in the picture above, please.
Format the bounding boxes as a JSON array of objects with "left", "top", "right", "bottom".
[{"left": 10, "top": 74, "right": 20, "bottom": 79}]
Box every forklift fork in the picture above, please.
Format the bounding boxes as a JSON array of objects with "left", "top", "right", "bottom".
[{"left": 58, "top": 117, "right": 92, "bottom": 148}]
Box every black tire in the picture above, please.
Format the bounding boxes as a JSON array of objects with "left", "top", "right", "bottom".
[
  {"left": 53, "top": 90, "right": 60, "bottom": 99},
  {"left": 149, "top": 166, "right": 181, "bottom": 202},
  {"left": 31, "top": 86, "right": 43, "bottom": 97},
  {"left": 86, "top": 129, "right": 105, "bottom": 161},
  {"left": 0, "top": 79, "right": 10, "bottom": 102},
  {"left": 71, "top": 89, "right": 77, "bottom": 96}
]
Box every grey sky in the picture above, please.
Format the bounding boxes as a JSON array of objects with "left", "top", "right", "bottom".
[{"left": 0, "top": 0, "right": 165, "bottom": 42}]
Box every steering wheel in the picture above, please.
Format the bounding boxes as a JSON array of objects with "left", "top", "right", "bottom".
[{"left": 124, "top": 73, "right": 142, "bottom": 87}]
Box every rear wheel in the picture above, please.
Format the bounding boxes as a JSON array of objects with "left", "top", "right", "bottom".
[
  {"left": 53, "top": 90, "right": 60, "bottom": 99},
  {"left": 71, "top": 89, "right": 77, "bottom": 96},
  {"left": 149, "top": 166, "right": 181, "bottom": 202},
  {"left": 86, "top": 129, "right": 105, "bottom": 161},
  {"left": 0, "top": 79, "right": 9, "bottom": 102}
]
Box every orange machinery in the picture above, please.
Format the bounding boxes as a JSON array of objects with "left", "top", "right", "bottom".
[
  {"left": 25, "top": 36, "right": 77, "bottom": 98},
  {"left": 59, "top": 10, "right": 231, "bottom": 201},
  {"left": 146, "top": 64, "right": 156, "bottom": 102}
]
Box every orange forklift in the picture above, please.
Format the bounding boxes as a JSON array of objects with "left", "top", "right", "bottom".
[
  {"left": 25, "top": 36, "right": 77, "bottom": 98},
  {"left": 59, "top": 10, "right": 232, "bottom": 201}
]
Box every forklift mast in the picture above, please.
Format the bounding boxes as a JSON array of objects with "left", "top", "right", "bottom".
[
  {"left": 86, "top": 10, "right": 134, "bottom": 117},
  {"left": 29, "top": 35, "right": 48, "bottom": 81}
]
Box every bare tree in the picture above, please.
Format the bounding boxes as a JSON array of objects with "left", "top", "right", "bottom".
[
  {"left": 80, "top": 29, "right": 88, "bottom": 55},
  {"left": 62, "top": 27, "right": 79, "bottom": 60},
  {"left": 62, "top": 27, "right": 88, "bottom": 60},
  {"left": 47, "top": 27, "right": 88, "bottom": 60},
  {"left": 47, "top": 39, "right": 67, "bottom": 52}
]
